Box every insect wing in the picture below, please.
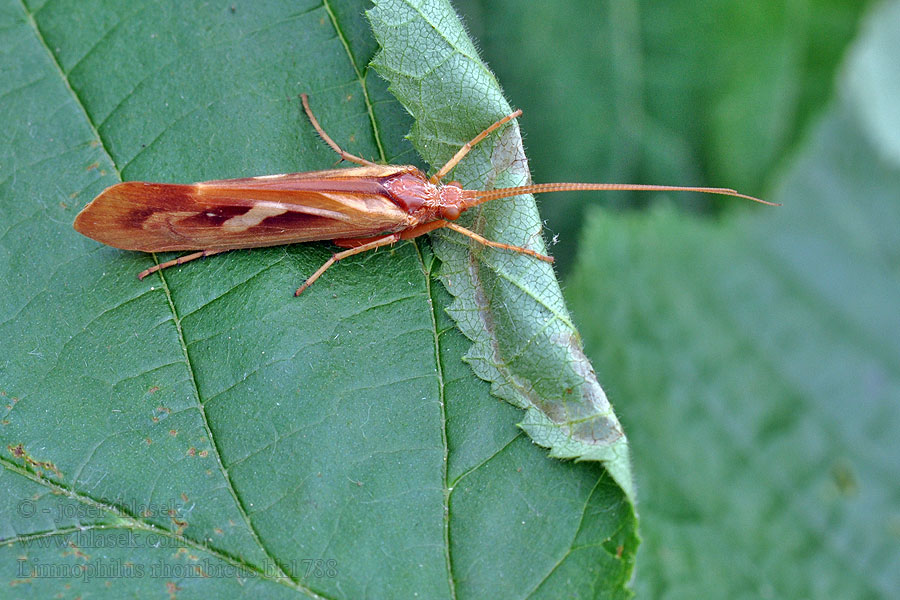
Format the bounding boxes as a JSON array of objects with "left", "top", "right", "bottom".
[{"left": 73, "top": 166, "right": 414, "bottom": 252}]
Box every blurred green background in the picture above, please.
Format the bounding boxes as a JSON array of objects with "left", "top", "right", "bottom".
[
  {"left": 455, "top": 0, "right": 899, "bottom": 597},
  {"left": 455, "top": 0, "right": 871, "bottom": 271}
]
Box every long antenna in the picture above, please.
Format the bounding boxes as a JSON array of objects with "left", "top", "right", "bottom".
[{"left": 469, "top": 183, "right": 779, "bottom": 206}]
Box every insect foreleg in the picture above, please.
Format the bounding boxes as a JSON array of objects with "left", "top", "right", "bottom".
[
  {"left": 390, "top": 219, "right": 554, "bottom": 263},
  {"left": 441, "top": 221, "right": 553, "bottom": 263}
]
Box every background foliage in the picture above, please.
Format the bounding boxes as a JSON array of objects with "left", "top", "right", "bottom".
[
  {"left": 457, "top": 0, "right": 900, "bottom": 597},
  {"left": 456, "top": 0, "right": 874, "bottom": 270}
]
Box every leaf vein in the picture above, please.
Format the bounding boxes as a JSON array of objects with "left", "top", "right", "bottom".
[
  {"left": 321, "top": 0, "right": 386, "bottom": 162},
  {"left": 413, "top": 241, "right": 457, "bottom": 599},
  {"left": 150, "top": 258, "right": 294, "bottom": 583}
]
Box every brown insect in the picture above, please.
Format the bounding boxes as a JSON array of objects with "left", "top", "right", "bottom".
[{"left": 74, "top": 94, "right": 773, "bottom": 295}]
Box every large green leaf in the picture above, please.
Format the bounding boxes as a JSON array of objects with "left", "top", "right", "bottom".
[
  {"left": 0, "top": 0, "right": 635, "bottom": 597},
  {"left": 567, "top": 2, "right": 900, "bottom": 596}
]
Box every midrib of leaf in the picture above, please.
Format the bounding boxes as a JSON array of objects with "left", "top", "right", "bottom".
[
  {"left": 414, "top": 243, "right": 457, "bottom": 599},
  {"left": 152, "top": 266, "right": 291, "bottom": 583},
  {"left": 14, "top": 1, "right": 309, "bottom": 594}
]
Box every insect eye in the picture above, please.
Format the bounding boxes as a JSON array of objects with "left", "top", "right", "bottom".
[{"left": 441, "top": 205, "right": 461, "bottom": 220}]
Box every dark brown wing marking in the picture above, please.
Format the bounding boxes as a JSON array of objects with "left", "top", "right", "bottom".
[{"left": 74, "top": 170, "right": 418, "bottom": 251}]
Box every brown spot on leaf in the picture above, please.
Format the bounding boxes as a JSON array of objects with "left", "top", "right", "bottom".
[
  {"left": 7, "top": 444, "right": 62, "bottom": 478},
  {"left": 166, "top": 581, "right": 181, "bottom": 599},
  {"left": 86, "top": 162, "right": 100, "bottom": 171},
  {"left": 170, "top": 516, "right": 188, "bottom": 535},
  {"left": 63, "top": 540, "right": 90, "bottom": 561},
  {"left": 148, "top": 386, "right": 160, "bottom": 394}
]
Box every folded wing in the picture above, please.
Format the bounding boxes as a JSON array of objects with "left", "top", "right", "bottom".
[{"left": 74, "top": 167, "right": 414, "bottom": 251}]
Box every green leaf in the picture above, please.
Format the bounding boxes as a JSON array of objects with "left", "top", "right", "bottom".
[
  {"left": 368, "top": 0, "right": 634, "bottom": 499},
  {"left": 1, "top": 0, "right": 635, "bottom": 597},
  {"left": 566, "top": 2, "right": 900, "bottom": 596}
]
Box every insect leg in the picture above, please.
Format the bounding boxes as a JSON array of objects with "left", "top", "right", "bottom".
[
  {"left": 389, "top": 219, "right": 553, "bottom": 263},
  {"left": 397, "top": 220, "right": 449, "bottom": 239},
  {"left": 301, "top": 94, "right": 377, "bottom": 167},
  {"left": 332, "top": 220, "right": 448, "bottom": 248},
  {"left": 430, "top": 109, "right": 523, "bottom": 184},
  {"left": 138, "top": 249, "right": 227, "bottom": 280},
  {"left": 441, "top": 221, "right": 554, "bottom": 263},
  {"left": 295, "top": 234, "right": 401, "bottom": 296}
]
